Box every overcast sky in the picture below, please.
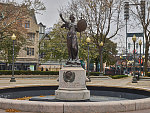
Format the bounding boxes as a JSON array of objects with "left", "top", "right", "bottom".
[
  {"left": 15, "top": 0, "right": 71, "bottom": 28},
  {"left": 36, "top": 0, "right": 71, "bottom": 28}
]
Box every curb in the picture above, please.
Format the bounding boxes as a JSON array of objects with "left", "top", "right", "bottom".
[{"left": 0, "top": 98, "right": 150, "bottom": 113}]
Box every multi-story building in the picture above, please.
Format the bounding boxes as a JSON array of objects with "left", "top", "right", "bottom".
[
  {"left": 0, "top": 3, "right": 39, "bottom": 70},
  {"left": 15, "top": 14, "right": 39, "bottom": 71}
]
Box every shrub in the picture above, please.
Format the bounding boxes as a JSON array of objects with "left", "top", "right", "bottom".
[
  {"left": 0, "top": 70, "right": 59, "bottom": 75},
  {"left": 111, "top": 75, "right": 128, "bottom": 79},
  {"left": 147, "top": 72, "right": 150, "bottom": 77},
  {"left": 88, "top": 72, "right": 100, "bottom": 76}
]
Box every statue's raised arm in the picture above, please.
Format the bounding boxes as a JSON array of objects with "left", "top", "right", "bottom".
[
  {"left": 59, "top": 13, "right": 67, "bottom": 23},
  {"left": 59, "top": 13, "right": 69, "bottom": 29}
]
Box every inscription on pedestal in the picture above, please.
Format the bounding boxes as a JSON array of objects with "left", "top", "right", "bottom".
[{"left": 63, "top": 71, "right": 75, "bottom": 83}]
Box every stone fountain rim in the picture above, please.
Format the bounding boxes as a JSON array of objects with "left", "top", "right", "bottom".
[{"left": 0, "top": 85, "right": 150, "bottom": 113}]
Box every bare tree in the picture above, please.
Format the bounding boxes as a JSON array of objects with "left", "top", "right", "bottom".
[
  {"left": 0, "top": 0, "right": 45, "bottom": 34},
  {"left": 130, "top": 0, "right": 150, "bottom": 75},
  {"left": 60, "top": 0, "right": 124, "bottom": 70}
]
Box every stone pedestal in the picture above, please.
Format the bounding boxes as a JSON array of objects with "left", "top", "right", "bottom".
[{"left": 55, "top": 66, "right": 90, "bottom": 100}]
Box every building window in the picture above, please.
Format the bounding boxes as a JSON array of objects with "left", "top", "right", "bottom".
[
  {"left": 27, "top": 47, "right": 34, "bottom": 56},
  {"left": 27, "top": 33, "right": 35, "bottom": 41},
  {"left": 25, "top": 20, "right": 30, "bottom": 28},
  {"left": 39, "top": 26, "right": 45, "bottom": 34},
  {"left": 27, "top": 47, "right": 29, "bottom": 55},
  {"left": 31, "top": 48, "right": 34, "bottom": 56},
  {"left": 18, "top": 20, "right": 22, "bottom": 27}
]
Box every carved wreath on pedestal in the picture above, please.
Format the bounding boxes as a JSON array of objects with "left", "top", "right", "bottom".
[{"left": 63, "top": 71, "right": 75, "bottom": 83}]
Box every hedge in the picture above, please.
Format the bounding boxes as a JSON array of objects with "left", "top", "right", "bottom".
[
  {"left": 88, "top": 72, "right": 101, "bottom": 76},
  {"left": 0, "top": 71, "right": 130, "bottom": 77},
  {"left": 147, "top": 72, "right": 150, "bottom": 77},
  {"left": 0, "top": 70, "right": 102, "bottom": 76},
  {"left": 0, "top": 70, "right": 59, "bottom": 75},
  {"left": 111, "top": 75, "right": 128, "bottom": 79}
]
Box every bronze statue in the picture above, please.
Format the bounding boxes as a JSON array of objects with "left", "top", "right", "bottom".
[
  {"left": 60, "top": 13, "right": 80, "bottom": 65},
  {"left": 60, "top": 13, "right": 87, "bottom": 66}
]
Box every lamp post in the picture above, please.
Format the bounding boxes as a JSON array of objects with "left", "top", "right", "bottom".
[
  {"left": 142, "top": 55, "right": 145, "bottom": 76},
  {"left": 120, "top": 56, "right": 122, "bottom": 75},
  {"left": 132, "top": 35, "right": 137, "bottom": 83},
  {"left": 139, "top": 40, "right": 142, "bottom": 78},
  {"left": 86, "top": 37, "right": 91, "bottom": 82},
  {"left": 99, "top": 41, "right": 104, "bottom": 76},
  {"left": 10, "top": 34, "right": 16, "bottom": 82}
]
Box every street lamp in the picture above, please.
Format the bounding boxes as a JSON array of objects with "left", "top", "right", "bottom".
[
  {"left": 132, "top": 35, "right": 137, "bottom": 83},
  {"left": 139, "top": 40, "right": 142, "bottom": 78},
  {"left": 120, "top": 56, "right": 122, "bottom": 75},
  {"left": 10, "top": 33, "right": 16, "bottom": 82},
  {"left": 86, "top": 37, "right": 91, "bottom": 82},
  {"left": 142, "top": 55, "right": 145, "bottom": 76},
  {"left": 99, "top": 41, "right": 104, "bottom": 76}
]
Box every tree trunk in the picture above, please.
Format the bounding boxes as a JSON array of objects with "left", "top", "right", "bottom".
[
  {"left": 144, "top": 38, "right": 149, "bottom": 76},
  {"left": 5, "top": 62, "right": 8, "bottom": 70},
  {"left": 99, "top": 47, "right": 103, "bottom": 72},
  {"left": 95, "top": 60, "right": 98, "bottom": 72},
  {"left": 96, "top": 62, "right": 98, "bottom": 72}
]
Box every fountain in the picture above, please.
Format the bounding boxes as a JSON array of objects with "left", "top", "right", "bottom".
[
  {"left": 1, "top": 14, "right": 150, "bottom": 113},
  {"left": 1, "top": 85, "right": 150, "bottom": 112}
]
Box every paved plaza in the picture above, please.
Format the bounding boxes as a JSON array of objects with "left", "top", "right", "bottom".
[
  {"left": 1, "top": 76, "right": 150, "bottom": 89},
  {"left": 0, "top": 76, "right": 150, "bottom": 112}
]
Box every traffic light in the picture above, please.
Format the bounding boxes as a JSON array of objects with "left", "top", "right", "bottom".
[
  {"left": 124, "top": 2, "right": 129, "bottom": 20},
  {"left": 140, "top": 0, "right": 145, "bottom": 21}
]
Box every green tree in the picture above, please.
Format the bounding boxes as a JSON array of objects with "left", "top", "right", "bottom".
[
  {"left": 40, "top": 22, "right": 118, "bottom": 71},
  {"left": 40, "top": 22, "right": 68, "bottom": 64},
  {"left": 0, "top": 31, "right": 26, "bottom": 69},
  {"left": 103, "top": 39, "right": 118, "bottom": 66}
]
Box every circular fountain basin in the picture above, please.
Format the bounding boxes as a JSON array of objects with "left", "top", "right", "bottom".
[{"left": 0, "top": 85, "right": 150, "bottom": 112}]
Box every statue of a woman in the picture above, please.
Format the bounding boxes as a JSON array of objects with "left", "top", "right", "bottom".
[{"left": 60, "top": 13, "right": 80, "bottom": 65}]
